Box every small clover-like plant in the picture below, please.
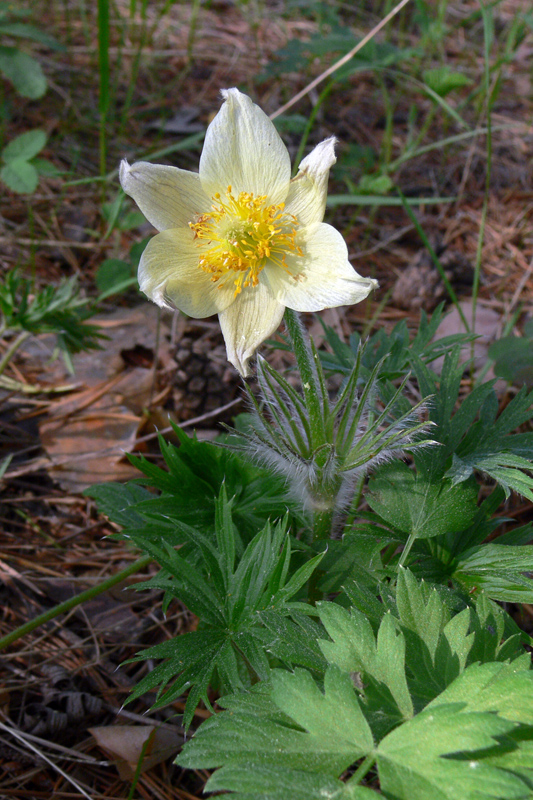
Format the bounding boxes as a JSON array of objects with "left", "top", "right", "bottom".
[{"left": 0, "top": 129, "right": 53, "bottom": 194}]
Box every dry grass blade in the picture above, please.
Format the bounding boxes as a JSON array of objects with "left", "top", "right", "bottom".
[
  {"left": 0, "top": 721, "right": 95, "bottom": 799},
  {"left": 270, "top": 0, "right": 413, "bottom": 119}
]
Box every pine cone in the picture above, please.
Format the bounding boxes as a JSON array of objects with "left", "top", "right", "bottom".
[{"left": 172, "top": 323, "right": 241, "bottom": 424}]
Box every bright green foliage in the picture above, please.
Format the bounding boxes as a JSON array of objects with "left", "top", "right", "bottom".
[
  {"left": 178, "top": 571, "right": 533, "bottom": 799},
  {"left": 361, "top": 459, "right": 533, "bottom": 603},
  {"left": 319, "top": 571, "right": 525, "bottom": 731},
  {"left": 453, "top": 543, "right": 533, "bottom": 602},
  {"left": 179, "top": 666, "right": 373, "bottom": 775},
  {"left": 120, "top": 488, "right": 326, "bottom": 728}
]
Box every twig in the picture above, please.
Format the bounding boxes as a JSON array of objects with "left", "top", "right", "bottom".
[
  {"left": 0, "top": 721, "right": 96, "bottom": 800},
  {"left": 270, "top": 0, "right": 412, "bottom": 119},
  {"left": 0, "top": 555, "right": 152, "bottom": 651}
]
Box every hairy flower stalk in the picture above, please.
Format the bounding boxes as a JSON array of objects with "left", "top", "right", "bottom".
[
  {"left": 120, "top": 88, "right": 377, "bottom": 376},
  {"left": 237, "top": 309, "right": 434, "bottom": 540}
]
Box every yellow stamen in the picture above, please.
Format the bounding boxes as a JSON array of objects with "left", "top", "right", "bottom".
[{"left": 189, "top": 187, "right": 303, "bottom": 296}]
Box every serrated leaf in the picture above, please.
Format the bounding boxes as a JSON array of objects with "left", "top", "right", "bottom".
[
  {"left": 377, "top": 703, "right": 528, "bottom": 800},
  {"left": 318, "top": 603, "right": 413, "bottom": 729},
  {"left": 396, "top": 568, "right": 447, "bottom": 660},
  {"left": 259, "top": 610, "right": 327, "bottom": 673},
  {"left": 271, "top": 666, "right": 374, "bottom": 757},
  {"left": 453, "top": 543, "right": 533, "bottom": 603},
  {"left": 205, "top": 765, "right": 377, "bottom": 800},
  {"left": 2, "top": 129, "right": 46, "bottom": 162},
  {"left": 1, "top": 158, "right": 38, "bottom": 193},
  {"left": 180, "top": 666, "right": 373, "bottom": 777},
  {"left": 270, "top": 549, "right": 325, "bottom": 606},
  {"left": 367, "top": 461, "right": 478, "bottom": 540},
  {"left": 125, "top": 630, "right": 229, "bottom": 728},
  {"left": 126, "top": 425, "right": 303, "bottom": 538},
  {"left": 446, "top": 451, "right": 533, "bottom": 501},
  {"left": 0, "top": 46, "right": 46, "bottom": 98},
  {"left": 215, "top": 484, "right": 236, "bottom": 582},
  {"left": 84, "top": 482, "right": 152, "bottom": 527},
  {"left": 180, "top": 656, "right": 533, "bottom": 800},
  {"left": 425, "top": 660, "right": 533, "bottom": 723}
]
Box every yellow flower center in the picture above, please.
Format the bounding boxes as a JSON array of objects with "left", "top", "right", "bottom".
[{"left": 189, "top": 186, "right": 303, "bottom": 296}]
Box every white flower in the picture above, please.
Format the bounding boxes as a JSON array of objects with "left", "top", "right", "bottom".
[{"left": 120, "top": 88, "right": 378, "bottom": 376}]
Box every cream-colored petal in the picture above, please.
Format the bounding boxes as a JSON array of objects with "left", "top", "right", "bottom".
[
  {"left": 284, "top": 137, "right": 337, "bottom": 230},
  {"left": 138, "top": 229, "right": 236, "bottom": 317},
  {"left": 265, "top": 223, "right": 378, "bottom": 312},
  {"left": 120, "top": 160, "right": 210, "bottom": 232},
  {"left": 218, "top": 282, "right": 284, "bottom": 377},
  {"left": 199, "top": 88, "right": 291, "bottom": 205}
]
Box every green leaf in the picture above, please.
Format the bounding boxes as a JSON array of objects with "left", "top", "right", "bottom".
[
  {"left": 1, "top": 158, "right": 38, "bottom": 193},
  {"left": 377, "top": 703, "right": 528, "bottom": 800},
  {"left": 259, "top": 611, "right": 327, "bottom": 673},
  {"left": 446, "top": 452, "right": 533, "bottom": 501},
  {"left": 95, "top": 258, "right": 136, "bottom": 298},
  {"left": 272, "top": 666, "right": 374, "bottom": 758},
  {"left": 357, "top": 174, "right": 393, "bottom": 195},
  {"left": 0, "top": 270, "right": 103, "bottom": 354},
  {"left": 396, "top": 569, "right": 446, "bottom": 654},
  {"left": 453, "top": 543, "right": 533, "bottom": 602},
  {"left": 2, "top": 129, "right": 47, "bottom": 162},
  {"left": 84, "top": 482, "right": 153, "bottom": 527},
  {"left": 205, "top": 765, "right": 377, "bottom": 800},
  {"left": 114, "top": 490, "right": 325, "bottom": 726},
  {"left": 318, "top": 603, "right": 413, "bottom": 732},
  {"left": 423, "top": 66, "right": 472, "bottom": 97},
  {"left": 489, "top": 335, "right": 533, "bottom": 387},
  {"left": 0, "top": 21, "right": 63, "bottom": 50},
  {"left": 126, "top": 425, "right": 304, "bottom": 538},
  {"left": 32, "top": 157, "right": 61, "bottom": 177},
  {"left": 0, "top": 46, "right": 46, "bottom": 98},
  {"left": 179, "top": 666, "right": 373, "bottom": 776},
  {"left": 425, "top": 659, "right": 533, "bottom": 722},
  {"left": 125, "top": 630, "right": 231, "bottom": 728},
  {"left": 367, "top": 461, "right": 478, "bottom": 540},
  {"left": 179, "top": 656, "right": 533, "bottom": 799}
]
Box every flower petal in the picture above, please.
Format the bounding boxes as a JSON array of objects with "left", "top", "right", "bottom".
[
  {"left": 138, "top": 228, "right": 236, "bottom": 317},
  {"left": 199, "top": 88, "right": 291, "bottom": 205},
  {"left": 265, "top": 223, "right": 378, "bottom": 312},
  {"left": 120, "top": 160, "right": 210, "bottom": 232},
  {"left": 218, "top": 282, "right": 284, "bottom": 377},
  {"left": 285, "top": 137, "right": 337, "bottom": 230}
]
